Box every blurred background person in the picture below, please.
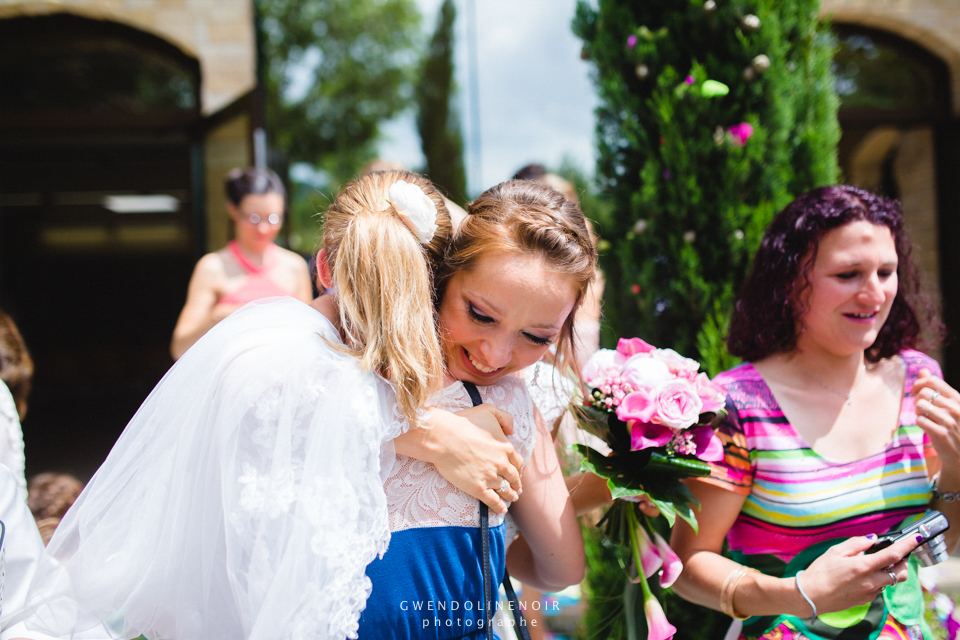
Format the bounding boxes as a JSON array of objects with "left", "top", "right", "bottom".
[
  {"left": 0, "top": 307, "right": 32, "bottom": 498},
  {"left": 27, "top": 472, "right": 84, "bottom": 546},
  {"left": 170, "top": 167, "right": 313, "bottom": 360}
]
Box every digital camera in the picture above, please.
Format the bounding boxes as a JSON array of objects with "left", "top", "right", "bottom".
[{"left": 866, "top": 510, "right": 950, "bottom": 567}]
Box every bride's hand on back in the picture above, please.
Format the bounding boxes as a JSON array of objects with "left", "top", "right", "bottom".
[{"left": 393, "top": 405, "right": 523, "bottom": 514}]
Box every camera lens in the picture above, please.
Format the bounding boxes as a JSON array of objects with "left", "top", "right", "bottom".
[{"left": 914, "top": 533, "right": 950, "bottom": 566}]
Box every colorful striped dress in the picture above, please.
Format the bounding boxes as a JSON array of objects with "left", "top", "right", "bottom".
[{"left": 705, "top": 350, "right": 939, "bottom": 640}]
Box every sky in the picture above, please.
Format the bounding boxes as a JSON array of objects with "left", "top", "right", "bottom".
[{"left": 376, "top": 0, "right": 601, "bottom": 197}]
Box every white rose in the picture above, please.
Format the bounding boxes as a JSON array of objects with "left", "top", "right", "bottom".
[
  {"left": 581, "top": 349, "right": 626, "bottom": 387},
  {"left": 388, "top": 180, "right": 438, "bottom": 244},
  {"left": 653, "top": 348, "right": 701, "bottom": 377},
  {"left": 621, "top": 354, "right": 673, "bottom": 391}
]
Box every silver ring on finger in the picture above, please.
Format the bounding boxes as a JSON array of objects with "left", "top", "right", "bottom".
[
  {"left": 887, "top": 570, "right": 897, "bottom": 587},
  {"left": 931, "top": 390, "right": 942, "bottom": 405},
  {"left": 497, "top": 478, "right": 509, "bottom": 494}
]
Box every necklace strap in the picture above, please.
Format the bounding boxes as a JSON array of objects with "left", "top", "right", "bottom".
[
  {"left": 792, "top": 361, "right": 867, "bottom": 406},
  {"left": 228, "top": 240, "right": 272, "bottom": 274}
]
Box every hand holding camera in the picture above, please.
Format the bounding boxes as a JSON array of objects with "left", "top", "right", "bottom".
[{"left": 866, "top": 510, "right": 950, "bottom": 567}]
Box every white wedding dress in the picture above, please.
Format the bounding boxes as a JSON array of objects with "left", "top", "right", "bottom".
[{"left": 15, "top": 298, "right": 411, "bottom": 640}]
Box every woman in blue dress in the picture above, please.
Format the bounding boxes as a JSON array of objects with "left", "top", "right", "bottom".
[
  {"left": 359, "top": 179, "right": 593, "bottom": 638},
  {"left": 15, "top": 173, "right": 589, "bottom": 640}
]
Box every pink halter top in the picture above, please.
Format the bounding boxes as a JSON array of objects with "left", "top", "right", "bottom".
[{"left": 218, "top": 241, "right": 295, "bottom": 306}]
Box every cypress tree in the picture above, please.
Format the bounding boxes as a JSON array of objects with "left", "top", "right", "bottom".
[
  {"left": 574, "top": 0, "right": 839, "bottom": 377},
  {"left": 572, "top": 2, "right": 840, "bottom": 638},
  {"left": 417, "top": 0, "right": 468, "bottom": 204}
]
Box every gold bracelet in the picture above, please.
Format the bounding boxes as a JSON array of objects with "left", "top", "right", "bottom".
[{"left": 720, "top": 566, "right": 757, "bottom": 620}]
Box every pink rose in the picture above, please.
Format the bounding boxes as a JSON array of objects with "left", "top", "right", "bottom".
[
  {"left": 622, "top": 354, "right": 673, "bottom": 391},
  {"left": 653, "top": 349, "right": 700, "bottom": 378},
  {"left": 651, "top": 380, "right": 702, "bottom": 429},
  {"left": 581, "top": 348, "right": 626, "bottom": 387},
  {"left": 617, "top": 388, "right": 657, "bottom": 424},
  {"left": 617, "top": 337, "right": 656, "bottom": 357},
  {"left": 694, "top": 373, "right": 726, "bottom": 413}
]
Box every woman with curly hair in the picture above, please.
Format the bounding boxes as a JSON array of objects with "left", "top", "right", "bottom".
[{"left": 671, "top": 185, "right": 960, "bottom": 640}]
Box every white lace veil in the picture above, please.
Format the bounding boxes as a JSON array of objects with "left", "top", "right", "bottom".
[{"left": 17, "top": 298, "right": 409, "bottom": 640}]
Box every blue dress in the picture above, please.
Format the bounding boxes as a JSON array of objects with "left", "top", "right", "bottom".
[{"left": 358, "top": 378, "right": 537, "bottom": 639}]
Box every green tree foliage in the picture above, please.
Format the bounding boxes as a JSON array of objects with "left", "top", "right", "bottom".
[
  {"left": 417, "top": 0, "right": 468, "bottom": 204},
  {"left": 573, "top": 2, "right": 840, "bottom": 638},
  {"left": 574, "top": 0, "right": 839, "bottom": 377},
  {"left": 259, "top": 0, "right": 421, "bottom": 186}
]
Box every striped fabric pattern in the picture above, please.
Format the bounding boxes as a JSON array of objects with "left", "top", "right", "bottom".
[{"left": 704, "top": 350, "right": 939, "bottom": 562}]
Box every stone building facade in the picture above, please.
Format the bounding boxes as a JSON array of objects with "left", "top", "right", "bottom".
[
  {"left": 823, "top": 0, "right": 960, "bottom": 373},
  {"left": 0, "top": 0, "right": 259, "bottom": 475}
]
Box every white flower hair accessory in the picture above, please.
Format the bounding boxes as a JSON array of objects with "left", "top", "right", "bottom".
[{"left": 388, "top": 180, "right": 438, "bottom": 244}]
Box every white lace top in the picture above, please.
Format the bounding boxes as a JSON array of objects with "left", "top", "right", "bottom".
[{"left": 383, "top": 376, "right": 537, "bottom": 532}]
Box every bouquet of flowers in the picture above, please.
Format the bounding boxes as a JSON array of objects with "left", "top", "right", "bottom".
[{"left": 573, "top": 338, "right": 727, "bottom": 640}]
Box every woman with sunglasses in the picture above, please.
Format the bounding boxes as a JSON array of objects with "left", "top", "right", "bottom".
[{"left": 170, "top": 167, "right": 313, "bottom": 360}]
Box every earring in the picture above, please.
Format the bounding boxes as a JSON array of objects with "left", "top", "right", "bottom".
[{"left": 532, "top": 361, "right": 542, "bottom": 386}]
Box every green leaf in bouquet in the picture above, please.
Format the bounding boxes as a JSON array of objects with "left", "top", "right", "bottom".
[
  {"left": 573, "top": 445, "right": 653, "bottom": 482},
  {"left": 597, "top": 498, "right": 635, "bottom": 547},
  {"left": 645, "top": 452, "right": 712, "bottom": 479},
  {"left": 572, "top": 402, "right": 633, "bottom": 452},
  {"left": 572, "top": 404, "right": 616, "bottom": 443},
  {"left": 575, "top": 445, "right": 708, "bottom": 531}
]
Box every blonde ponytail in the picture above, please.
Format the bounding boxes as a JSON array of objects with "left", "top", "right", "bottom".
[{"left": 322, "top": 170, "right": 451, "bottom": 427}]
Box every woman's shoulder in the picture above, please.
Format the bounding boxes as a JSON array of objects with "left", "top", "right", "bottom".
[
  {"left": 194, "top": 249, "right": 230, "bottom": 279},
  {"left": 712, "top": 361, "right": 780, "bottom": 414},
  {"left": 274, "top": 245, "right": 310, "bottom": 268},
  {"left": 713, "top": 361, "right": 763, "bottom": 390}
]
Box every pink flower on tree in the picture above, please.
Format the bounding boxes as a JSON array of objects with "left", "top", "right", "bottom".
[
  {"left": 627, "top": 34, "right": 638, "bottom": 49},
  {"left": 728, "top": 122, "right": 754, "bottom": 147}
]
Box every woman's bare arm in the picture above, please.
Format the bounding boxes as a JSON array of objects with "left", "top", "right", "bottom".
[
  {"left": 671, "top": 479, "right": 920, "bottom": 618},
  {"left": 506, "top": 410, "right": 585, "bottom": 591},
  {"left": 170, "top": 254, "right": 235, "bottom": 360}
]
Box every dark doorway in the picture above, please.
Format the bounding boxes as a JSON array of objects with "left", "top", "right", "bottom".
[
  {"left": 832, "top": 24, "right": 959, "bottom": 385},
  {"left": 0, "top": 14, "right": 203, "bottom": 479}
]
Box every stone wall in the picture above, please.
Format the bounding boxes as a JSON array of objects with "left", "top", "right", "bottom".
[{"left": 0, "top": 0, "right": 256, "bottom": 115}]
